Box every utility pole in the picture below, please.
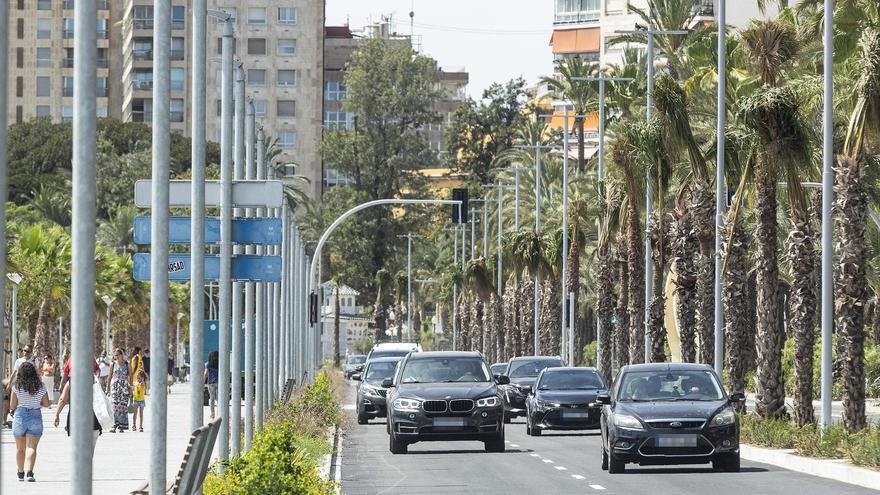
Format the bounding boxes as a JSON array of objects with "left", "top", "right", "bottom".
[
  {"left": 397, "top": 233, "right": 422, "bottom": 340},
  {"left": 244, "top": 113, "right": 258, "bottom": 450},
  {"left": 71, "top": 0, "right": 98, "bottom": 489},
  {"left": 256, "top": 115, "right": 268, "bottom": 424},
  {"left": 616, "top": 25, "right": 689, "bottom": 363},
  {"left": 507, "top": 167, "right": 529, "bottom": 231},
  {"left": 714, "top": 0, "right": 727, "bottom": 376},
  {"left": 820, "top": 0, "right": 834, "bottom": 431}
]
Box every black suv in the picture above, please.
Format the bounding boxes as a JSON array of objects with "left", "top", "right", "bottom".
[
  {"left": 499, "top": 356, "right": 563, "bottom": 422},
  {"left": 598, "top": 363, "right": 744, "bottom": 473},
  {"left": 385, "top": 351, "right": 509, "bottom": 454},
  {"left": 353, "top": 356, "right": 402, "bottom": 424}
]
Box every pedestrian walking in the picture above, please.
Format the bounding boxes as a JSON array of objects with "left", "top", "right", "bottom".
[
  {"left": 129, "top": 347, "right": 144, "bottom": 385},
  {"left": 107, "top": 348, "right": 132, "bottom": 433},
  {"left": 10, "top": 362, "right": 50, "bottom": 482},
  {"left": 98, "top": 353, "right": 111, "bottom": 390},
  {"left": 40, "top": 356, "right": 56, "bottom": 403},
  {"left": 131, "top": 370, "right": 147, "bottom": 432},
  {"left": 13, "top": 344, "right": 36, "bottom": 372},
  {"left": 58, "top": 354, "right": 100, "bottom": 394},
  {"left": 204, "top": 351, "right": 219, "bottom": 418},
  {"left": 53, "top": 379, "right": 102, "bottom": 453}
]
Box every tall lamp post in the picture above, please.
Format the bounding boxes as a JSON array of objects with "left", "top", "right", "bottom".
[
  {"left": 101, "top": 294, "right": 114, "bottom": 356},
  {"left": 176, "top": 312, "right": 185, "bottom": 373},
  {"left": 7, "top": 273, "right": 22, "bottom": 363}
]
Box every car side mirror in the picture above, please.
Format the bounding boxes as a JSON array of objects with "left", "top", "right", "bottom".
[
  {"left": 381, "top": 378, "right": 394, "bottom": 388},
  {"left": 351, "top": 373, "right": 361, "bottom": 381},
  {"left": 522, "top": 385, "right": 532, "bottom": 394},
  {"left": 596, "top": 393, "right": 611, "bottom": 405},
  {"left": 496, "top": 375, "right": 510, "bottom": 385},
  {"left": 729, "top": 391, "right": 745, "bottom": 402}
]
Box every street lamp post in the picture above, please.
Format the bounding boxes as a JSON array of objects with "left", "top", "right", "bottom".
[
  {"left": 714, "top": 0, "right": 727, "bottom": 376},
  {"left": 397, "top": 233, "right": 422, "bottom": 340},
  {"left": 176, "top": 312, "right": 185, "bottom": 375},
  {"left": 7, "top": 273, "right": 22, "bottom": 363},
  {"left": 820, "top": 0, "right": 834, "bottom": 432},
  {"left": 616, "top": 25, "right": 689, "bottom": 363},
  {"left": 101, "top": 294, "right": 114, "bottom": 356}
]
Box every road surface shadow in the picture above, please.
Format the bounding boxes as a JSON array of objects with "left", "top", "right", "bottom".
[
  {"left": 405, "top": 448, "right": 530, "bottom": 455},
  {"left": 622, "top": 466, "right": 768, "bottom": 474},
  {"left": 536, "top": 431, "right": 601, "bottom": 437}
]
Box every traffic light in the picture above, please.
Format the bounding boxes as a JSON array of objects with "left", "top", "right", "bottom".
[
  {"left": 452, "top": 188, "right": 468, "bottom": 224},
  {"left": 309, "top": 292, "right": 318, "bottom": 324}
]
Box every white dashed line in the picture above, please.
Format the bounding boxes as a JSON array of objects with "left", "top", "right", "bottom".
[
  {"left": 542, "top": 459, "right": 554, "bottom": 463},
  {"left": 554, "top": 466, "right": 567, "bottom": 471},
  {"left": 589, "top": 484, "right": 606, "bottom": 490},
  {"left": 510, "top": 444, "right": 519, "bottom": 448},
  {"left": 530, "top": 453, "right": 541, "bottom": 458},
  {"left": 571, "top": 475, "right": 585, "bottom": 480},
  {"left": 504, "top": 440, "right": 510, "bottom": 443}
]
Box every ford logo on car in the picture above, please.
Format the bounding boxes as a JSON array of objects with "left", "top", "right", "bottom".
[{"left": 670, "top": 421, "right": 683, "bottom": 428}]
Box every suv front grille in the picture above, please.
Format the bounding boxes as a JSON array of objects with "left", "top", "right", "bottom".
[
  {"left": 423, "top": 400, "right": 447, "bottom": 413},
  {"left": 450, "top": 399, "right": 474, "bottom": 412},
  {"left": 646, "top": 420, "right": 705, "bottom": 429},
  {"left": 377, "top": 389, "right": 387, "bottom": 397}
]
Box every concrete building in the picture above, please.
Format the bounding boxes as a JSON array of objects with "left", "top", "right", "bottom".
[
  {"left": 6, "top": 0, "right": 324, "bottom": 198},
  {"left": 320, "top": 282, "right": 371, "bottom": 358}
]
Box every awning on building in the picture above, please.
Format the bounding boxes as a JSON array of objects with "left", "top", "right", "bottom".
[{"left": 550, "top": 27, "right": 600, "bottom": 54}]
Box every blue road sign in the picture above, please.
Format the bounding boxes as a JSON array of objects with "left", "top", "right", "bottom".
[
  {"left": 132, "top": 253, "right": 282, "bottom": 282},
  {"left": 204, "top": 320, "right": 255, "bottom": 372},
  {"left": 133, "top": 216, "right": 282, "bottom": 246}
]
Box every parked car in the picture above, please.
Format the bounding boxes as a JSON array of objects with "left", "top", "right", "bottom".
[
  {"left": 366, "top": 342, "right": 421, "bottom": 363},
  {"left": 525, "top": 367, "right": 606, "bottom": 436},
  {"left": 598, "top": 363, "right": 743, "bottom": 474},
  {"left": 385, "top": 351, "right": 509, "bottom": 454},
  {"left": 499, "top": 356, "right": 563, "bottom": 422},
  {"left": 353, "top": 357, "right": 402, "bottom": 424},
  {"left": 343, "top": 354, "right": 367, "bottom": 379},
  {"left": 490, "top": 362, "right": 508, "bottom": 376}
]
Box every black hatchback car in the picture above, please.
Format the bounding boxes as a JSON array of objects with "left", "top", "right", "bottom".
[
  {"left": 384, "top": 351, "right": 509, "bottom": 454},
  {"left": 598, "top": 363, "right": 744, "bottom": 473},
  {"left": 525, "top": 367, "right": 606, "bottom": 436},
  {"left": 353, "top": 356, "right": 402, "bottom": 424},
  {"left": 499, "top": 356, "right": 563, "bottom": 422}
]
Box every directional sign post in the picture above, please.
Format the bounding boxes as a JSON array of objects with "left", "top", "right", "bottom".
[
  {"left": 134, "top": 216, "right": 282, "bottom": 245},
  {"left": 133, "top": 253, "right": 282, "bottom": 283},
  {"left": 134, "top": 179, "right": 284, "bottom": 208}
]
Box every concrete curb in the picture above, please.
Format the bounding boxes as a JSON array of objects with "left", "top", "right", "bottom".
[
  {"left": 741, "top": 444, "right": 880, "bottom": 492},
  {"left": 319, "top": 424, "right": 342, "bottom": 491}
]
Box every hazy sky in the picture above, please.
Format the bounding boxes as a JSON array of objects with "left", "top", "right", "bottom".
[{"left": 325, "top": 0, "right": 554, "bottom": 100}]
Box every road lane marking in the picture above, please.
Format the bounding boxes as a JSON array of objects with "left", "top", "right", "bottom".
[
  {"left": 589, "top": 484, "right": 606, "bottom": 490},
  {"left": 343, "top": 404, "right": 355, "bottom": 410},
  {"left": 530, "top": 453, "right": 541, "bottom": 457},
  {"left": 542, "top": 459, "right": 554, "bottom": 463},
  {"left": 554, "top": 466, "right": 567, "bottom": 471},
  {"left": 571, "top": 475, "right": 585, "bottom": 480},
  {"left": 510, "top": 444, "right": 519, "bottom": 447},
  {"left": 504, "top": 440, "right": 510, "bottom": 443}
]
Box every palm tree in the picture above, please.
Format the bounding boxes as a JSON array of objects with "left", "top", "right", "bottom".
[
  {"left": 373, "top": 269, "right": 392, "bottom": 341},
  {"left": 98, "top": 205, "right": 137, "bottom": 253},
  {"left": 394, "top": 271, "right": 408, "bottom": 342},
  {"left": 613, "top": 231, "right": 630, "bottom": 374},
  {"left": 540, "top": 229, "right": 564, "bottom": 356},
  {"left": 541, "top": 57, "right": 598, "bottom": 172},
  {"left": 31, "top": 184, "right": 72, "bottom": 228},
  {"left": 596, "top": 183, "right": 621, "bottom": 383},
  {"left": 740, "top": 19, "right": 801, "bottom": 420}
]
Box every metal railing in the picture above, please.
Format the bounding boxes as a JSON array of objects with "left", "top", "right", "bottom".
[
  {"left": 171, "top": 49, "right": 184, "bottom": 61},
  {"left": 133, "top": 49, "right": 153, "bottom": 61},
  {"left": 132, "top": 111, "right": 152, "bottom": 123},
  {"left": 131, "top": 80, "right": 154, "bottom": 91},
  {"left": 172, "top": 20, "right": 185, "bottom": 30},
  {"left": 133, "top": 19, "right": 154, "bottom": 30}
]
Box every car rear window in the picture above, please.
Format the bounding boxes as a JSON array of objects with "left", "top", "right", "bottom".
[{"left": 508, "top": 359, "right": 563, "bottom": 378}]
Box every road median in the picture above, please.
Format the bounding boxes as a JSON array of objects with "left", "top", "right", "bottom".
[{"left": 741, "top": 444, "right": 880, "bottom": 492}]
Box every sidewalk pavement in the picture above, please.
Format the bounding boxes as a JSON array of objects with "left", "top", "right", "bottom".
[
  {"left": 1, "top": 382, "right": 226, "bottom": 494},
  {"left": 745, "top": 393, "right": 880, "bottom": 423}
]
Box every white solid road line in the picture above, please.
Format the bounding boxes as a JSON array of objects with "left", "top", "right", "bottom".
[
  {"left": 571, "top": 475, "right": 586, "bottom": 480},
  {"left": 589, "top": 484, "right": 606, "bottom": 490},
  {"left": 554, "top": 466, "right": 567, "bottom": 471},
  {"left": 510, "top": 444, "right": 519, "bottom": 447}
]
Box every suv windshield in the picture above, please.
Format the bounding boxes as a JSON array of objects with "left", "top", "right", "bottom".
[
  {"left": 538, "top": 370, "right": 603, "bottom": 390},
  {"left": 508, "top": 359, "right": 562, "bottom": 378},
  {"left": 347, "top": 356, "right": 366, "bottom": 365},
  {"left": 365, "top": 361, "right": 398, "bottom": 383},
  {"left": 401, "top": 357, "right": 491, "bottom": 383},
  {"left": 618, "top": 370, "right": 724, "bottom": 401}
]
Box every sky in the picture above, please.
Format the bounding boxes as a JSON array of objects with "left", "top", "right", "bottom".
[{"left": 325, "top": 0, "right": 554, "bottom": 101}]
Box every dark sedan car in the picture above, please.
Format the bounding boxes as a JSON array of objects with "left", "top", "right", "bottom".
[
  {"left": 385, "top": 351, "right": 509, "bottom": 454},
  {"left": 525, "top": 367, "right": 606, "bottom": 436},
  {"left": 499, "top": 356, "right": 563, "bottom": 422},
  {"left": 599, "top": 363, "right": 744, "bottom": 474},
  {"left": 353, "top": 357, "right": 401, "bottom": 424},
  {"left": 343, "top": 354, "right": 367, "bottom": 379}
]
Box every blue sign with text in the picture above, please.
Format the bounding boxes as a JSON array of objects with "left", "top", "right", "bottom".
[
  {"left": 132, "top": 253, "right": 282, "bottom": 282},
  {"left": 133, "top": 216, "right": 282, "bottom": 246},
  {"left": 203, "top": 320, "right": 255, "bottom": 372}
]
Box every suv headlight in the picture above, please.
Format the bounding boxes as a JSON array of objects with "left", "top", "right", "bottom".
[
  {"left": 476, "top": 396, "right": 499, "bottom": 407},
  {"left": 362, "top": 384, "right": 382, "bottom": 397},
  {"left": 710, "top": 408, "right": 736, "bottom": 427},
  {"left": 613, "top": 414, "right": 644, "bottom": 430},
  {"left": 392, "top": 398, "right": 421, "bottom": 411}
]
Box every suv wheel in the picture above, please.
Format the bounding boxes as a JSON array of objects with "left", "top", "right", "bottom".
[
  {"left": 713, "top": 452, "right": 740, "bottom": 472},
  {"left": 484, "top": 427, "right": 505, "bottom": 452},
  {"left": 389, "top": 431, "right": 408, "bottom": 454},
  {"left": 357, "top": 414, "right": 368, "bottom": 425},
  {"left": 607, "top": 454, "right": 625, "bottom": 474},
  {"left": 503, "top": 415, "right": 511, "bottom": 424},
  {"left": 527, "top": 418, "right": 541, "bottom": 436}
]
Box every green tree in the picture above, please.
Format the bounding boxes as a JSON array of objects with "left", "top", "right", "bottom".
[{"left": 541, "top": 57, "right": 598, "bottom": 173}]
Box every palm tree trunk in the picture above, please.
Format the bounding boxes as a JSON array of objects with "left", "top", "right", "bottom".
[
  {"left": 873, "top": 294, "right": 880, "bottom": 344},
  {"left": 520, "top": 279, "right": 535, "bottom": 355},
  {"left": 493, "top": 293, "right": 504, "bottom": 363},
  {"left": 692, "top": 181, "right": 716, "bottom": 364},
  {"left": 540, "top": 278, "right": 561, "bottom": 356},
  {"left": 614, "top": 233, "right": 630, "bottom": 374},
  {"left": 577, "top": 117, "right": 585, "bottom": 173},
  {"left": 596, "top": 243, "right": 615, "bottom": 384},
  {"left": 33, "top": 293, "right": 55, "bottom": 360},
  {"left": 723, "top": 209, "right": 751, "bottom": 413},
  {"left": 627, "top": 199, "right": 646, "bottom": 364},
  {"left": 835, "top": 156, "right": 868, "bottom": 432},
  {"left": 459, "top": 294, "right": 471, "bottom": 350},
  {"left": 648, "top": 212, "right": 667, "bottom": 362},
  {"left": 754, "top": 166, "right": 785, "bottom": 419},
  {"left": 672, "top": 209, "right": 698, "bottom": 363},
  {"left": 567, "top": 236, "right": 581, "bottom": 363},
  {"left": 788, "top": 208, "right": 816, "bottom": 426}
]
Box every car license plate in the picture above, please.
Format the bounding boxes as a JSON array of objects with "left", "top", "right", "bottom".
[
  {"left": 433, "top": 417, "right": 465, "bottom": 427},
  {"left": 657, "top": 435, "right": 697, "bottom": 448},
  {"left": 562, "top": 410, "right": 589, "bottom": 419}
]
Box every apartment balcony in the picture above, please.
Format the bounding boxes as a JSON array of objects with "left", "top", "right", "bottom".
[
  {"left": 172, "top": 20, "right": 185, "bottom": 30},
  {"left": 131, "top": 80, "right": 153, "bottom": 91},
  {"left": 132, "top": 111, "right": 152, "bottom": 123},
  {"left": 63, "top": 0, "right": 109, "bottom": 9},
  {"left": 63, "top": 30, "right": 75, "bottom": 39},
  {"left": 171, "top": 49, "right": 184, "bottom": 61},
  {"left": 133, "top": 49, "right": 153, "bottom": 61},
  {"left": 62, "top": 0, "right": 74, "bottom": 9},
  {"left": 63, "top": 58, "right": 109, "bottom": 68},
  {"left": 553, "top": 10, "right": 599, "bottom": 25},
  {"left": 133, "top": 19, "right": 154, "bottom": 30},
  {"left": 170, "top": 111, "right": 184, "bottom": 123},
  {"left": 693, "top": 0, "right": 714, "bottom": 17}
]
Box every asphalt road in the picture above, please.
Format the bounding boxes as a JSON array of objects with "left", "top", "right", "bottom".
[{"left": 339, "top": 383, "right": 877, "bottom": 495}]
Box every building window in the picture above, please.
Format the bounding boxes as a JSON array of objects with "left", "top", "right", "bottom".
[
  {"left": 247, "top": 7, "right": 267, "bottom": 25},
  {"left": 171, "top": 37, "right": 185, "bottom": 60},
  {"left": 171, "top": 99, "right": 184, "bottom": 122},
  {"left": 37, "top": 18, "right": 52, "bottom": 39},
  {"left": 132, "top": 70, "right": 153, "bottom": 90},
  {"left": 325, "top": 81, "right": 347, "bottom": 101},
  {"left": 278, "top": 130, "right": 296, "bottom": 148},
  {"left": 63, "top": 76, "right": 74, "bottom": 97},
  {"left": 170, "top": 68, "right": 185, "bottom": 91},
  {"left": 96, "top": 77, "right": 107, "bottom": 97},
  {"left": 62, "top": 106, "right": 73, "bottom": 123},
  {"left": 16, "top": 77, "right": 23, "bottom": 98},
  {"left": 16, "top": 47, "right": 24, "bottom": 69},
  {"left": 225, "top": 7, "right": 237, "bottom": 23},
  {"left": 37, "top": 0, "right": 51, "bottom": 10},
  {"left": 216, "top": 38, "right": 237, "bottom": 55},
  {"left": 277, "top": 69, "right": 296, "bottom": 86},
  {"left": 252, "top": 99, "right": 266, "bottom": 117},
  {"left": 248, "top": 69, "right": 266, "bottom": 86},
  {"left": 36, "top": 105, "right": 51, "bottom": 117},
  {"left": 172, "top": 6, "right": 185, "bottom": 30},
  {"left": 247, "top": 38, "right": 267, "bottom": 55},
  {"left": 554, "top": 0, "right": 600, "bottom": 24},
  {"left": 36, "top": 76, "right": 51, "bottom": 97},
  {"left": 96, "top": 18, "right": 107, "bottom": 39},
  {"left": 132, "top": 98, "right": 152, "bottom": 123},
  {"left": 97, "top": 47, "right": 108, "bottom": 68},
  {"left": 17, "top": 0, "right": 24, "bottom": 9},
  {"left": 16, "top": 106, "right": 23, "bottom": 124},
  {"left": 63, "top": 18, "right": 75, "bottom": 39},
  {"left": 277, "top": 100, "right": 295, "bottom": 117},
  {"left": 215, "top": 99, "right": 222, "bottom": 117},
  {"left": 324, "top": 111, "right": 353, "bottom": 130},
  {"left": 97, "top": 106, "right": 108, "bottom": 118},
  {"left": 278, "top": 7, "right": 297, "bottom": 25},
  {"left": 17, "top": 19, "right": 24, "bottom": 39},
  {"left": 133, "top": 6, "right": 154, "bottom": 29},
  {"left": 277, "top": 38, "right": 296, "bottom": 55}
]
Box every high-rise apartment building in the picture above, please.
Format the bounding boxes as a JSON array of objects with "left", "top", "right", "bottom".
[{"left": 6, "top": 0, "right": 324, "bottom": 199}]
